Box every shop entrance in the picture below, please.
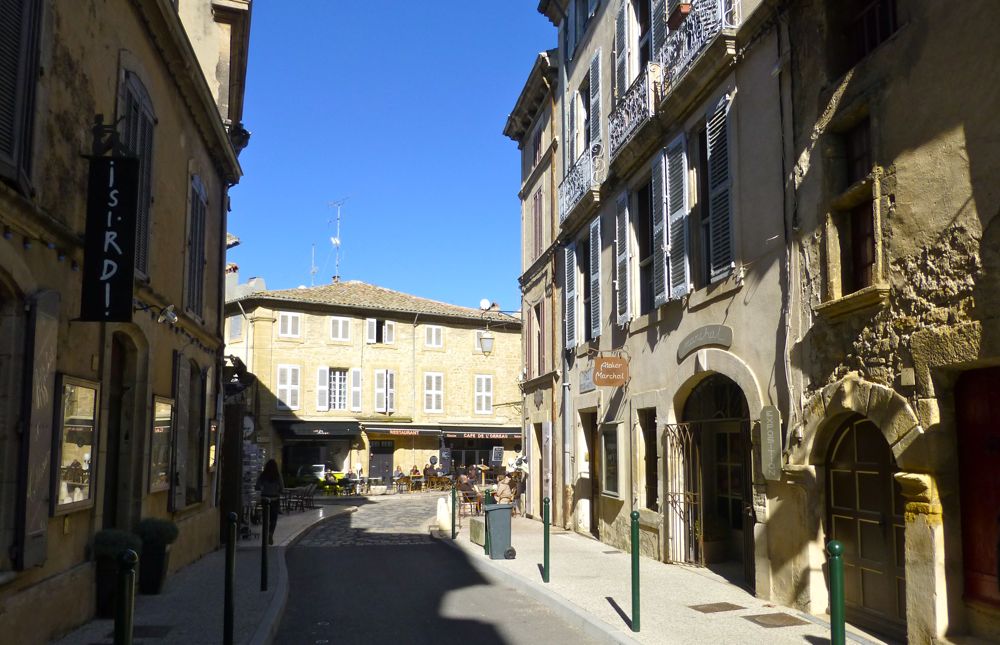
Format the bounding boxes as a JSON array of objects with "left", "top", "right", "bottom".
[
  {"left": 577, "top": 411, "right": 599, "bottom": 539},
  {"left": 104, "top": 333, "right": 138, "bottom": 529},
  {"left": 369, "top": 440, "right": 394, "bottom": 486},
  {"left": 956, "top": 366, "right": 1000, "bottom": 607},
  {"left": 825, "top": 416, "right": 905, "bottom": 639},
  {"left": 666, "top": 374, "right": 754, "bottom": 591}
]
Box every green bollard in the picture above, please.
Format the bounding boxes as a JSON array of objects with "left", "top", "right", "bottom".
[
  {"left": 631, "top": 510, "right": 640, "bottom": 632},
  {"left": 114, "top": 549, "right": 138, "bottom": 645},
  {"left": 543, "top": 497, "right": 550, "bottom": 583},
  {"left": 224, "top": 512, "right": 237, "bottom": 645},
  {"left": 451, "top": 483, "right": 457, "bottom": 539},
  {"left": 827, "top": 540, "right": 845, "bottom": 645}
]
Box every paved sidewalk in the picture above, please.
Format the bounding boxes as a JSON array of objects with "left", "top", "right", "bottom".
[
  {"left": 437, "top": 516, "right": 890, "bottom": 645},
  {"left": 53, "top": 505, "right": 355, "bottom": 645}
]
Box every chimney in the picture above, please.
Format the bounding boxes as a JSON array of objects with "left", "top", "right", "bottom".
[{"left": 225, "top": 263, "right": 239, "bottom": 299}]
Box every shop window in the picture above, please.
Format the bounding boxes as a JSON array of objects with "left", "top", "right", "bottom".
[
  {"left": 149, "top": 397, "right": 173, "bottom": 492},
  {"left": 602, "top": 426, "right": 619, "bottom": 495},
  {"left": 639, "top": 409, "right": 658, "bottom": 511},
  {"left": 53, "top": 377, "right": 100, "bottom": 512}
]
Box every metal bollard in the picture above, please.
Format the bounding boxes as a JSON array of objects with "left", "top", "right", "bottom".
[
  {"left": 113, "top": 549, "right": 138, "bottom": 645},
  {"left": 827, "top": 540, "right": 845, "bottom": 645},
  {"left": 630, "top": 510, "right": 640, "bottom": 632},
  {"left": 224, "top": 512, "right": 237, "bottom": 645},
  {"left": 261, "top": 500, "right": 269, "bottom": 591},
  {"left": 543, "top": 497, "right": 550, "bottom": 583},
  {"left": 451, "top": 484, "right": 457, "bottom": 539}
]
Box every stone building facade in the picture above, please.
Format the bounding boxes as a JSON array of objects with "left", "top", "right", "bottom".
[
  {"left": 504, "top": 50, "right": 566, "bottom": 523},
  {"left": 520, "top": 0, "right": 1000, "bottom": 642},
  {"left": 224, "top": 280, "right": 523, "bottom": 484},
  {"left": 0, "top": 0, "right": 251, "bottom": 642}
]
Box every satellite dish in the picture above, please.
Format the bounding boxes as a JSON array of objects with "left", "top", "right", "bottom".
[{"left": 479, "top": 298, "right": 491, "bottom": 310}]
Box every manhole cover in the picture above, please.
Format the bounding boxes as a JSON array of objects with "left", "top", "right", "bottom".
[
  {"left": 743, "top": 613, "right": 810, "bottom": 628},
  {"left": 106, "top": 625, "right": 172, "bottom": 638},
  {"left": 689, "top": 602, "right": 745, "bottom": 613}
]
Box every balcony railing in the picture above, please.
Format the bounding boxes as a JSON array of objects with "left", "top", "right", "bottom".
[
  {"left": 608, "top": 63, "right": 661, "bottom": 160},
  {"left": 656, "top": 0, "right": 741, "bottom": 88},
  {"left": 558, "top": 143, "right": 604, "bottom": 222}
]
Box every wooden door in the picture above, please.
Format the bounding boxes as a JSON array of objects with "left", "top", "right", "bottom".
[
  {"left": 827, "top": 417, "right": 906, "bottom": 638},
  {"left": 956, "top": 367, "right": 1000, "bottom": 606}
]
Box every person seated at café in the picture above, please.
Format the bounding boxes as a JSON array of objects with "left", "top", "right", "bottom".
[
  {"left": 423, "top": 463, "right": 434, "bottom": 479},
  {"left": 457, "top": 474, "right": 483, "bottom": 512},
  {"left": 393, "top": 465, "right": 404, "bottom": 480},
  {"left": 410, "top": 465, "right": 420, "bottom": 477},
  {"left": 494, "top": 474, "right": 514, "bottom": 504}
]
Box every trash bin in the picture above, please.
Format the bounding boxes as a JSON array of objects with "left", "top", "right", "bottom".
[{"left": 483, "top": 503, "right": 515, "bottom": 560}]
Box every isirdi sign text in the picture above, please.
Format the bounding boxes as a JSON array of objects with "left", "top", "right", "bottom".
[{"left": 81, "top": 156, "right": 138, "bottom": 322}]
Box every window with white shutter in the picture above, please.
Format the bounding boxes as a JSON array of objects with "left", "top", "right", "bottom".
[
  {"left": 384, "top": 321, "right": 395, "bottom": 344},
  {"left": 374, "top": 370, "right": 386, "bottom": 411},
  {"left": 0, "top": 0, "right": 42, "bottom": 189},
  {"left": 589, "top": 50, "right": 602, "bottom": 148},
  {"left": 350, "top": 368, "right": 362, "bottom": 412},
  {"left": 615, "top": 193, "right": 631, "bottom": 325},
  {"left": 652, "top": 151, "right": 668, "bottom": 307},
  {"left": 121, "top": 72, "right": 155, "bottom": 275},
  {"left": 330, "top": 369, "right": 347, "bottom": 410},
  {"left": 316, "top": 366, "right": 329, "bottom": 411},
  {"left": 330, "top": 317, "right": 350, "bottom": 341},
  {"left": 564, "top": 243, "right": 577, "bottom": 349},
  {"left": 475, "top": 375, "right": 493, "bottom": 415},
  {"left": 589, "top": 217, "right": 602, "bottom": 339},
  {"left": 386, "top": 371, "right": 396, "bottom": 412},
  {"left": 425, "top": 325, "right": 443, "bottom": 348},
  {"left": 278, "top": 312, "right": 301, "bottom": 338},
  {"left": 366, "top": 318, "right": 394, "bottom": 344},
  {"left": 228, "top": 315, "right": 242, "bottom": 341},
  {"left": 614, "top": 1, "right": 630, "bottom": 102},
  {"left": 277, "top": 365, "right": 300, "bottom": 410},
  {"left": 706, "top": 94, "right": 734, "bottom": 281},
  {"left": 424, "top": 372, "right": 443, "bottom": 413},
  {"left": 667, "top": 135, "right": 691, "bottom": 298},
  {"left": 366, "top": 318, "right": 377, "bottom": 343}
]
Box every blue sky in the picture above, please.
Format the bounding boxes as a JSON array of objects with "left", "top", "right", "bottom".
[{"left": 227, "top": 1, "right": 555, "bottom": 313}]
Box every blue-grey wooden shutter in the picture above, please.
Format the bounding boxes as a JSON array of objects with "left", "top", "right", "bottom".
[
  {"left": 564, "top": 243, "right": 577, "bottom": 348},
  {"left": 614, "top": 1, "right": 630, "bottom": 102},
  {"left": 615, "top": 192, "right": 631, "bottom": 325},
  {"left": 0, "top": 0, "right": 40, "bottom": 186},
  {"left": 589, "top": 216, "right": 602, "bottom": 339},
  {"left": 566, "top": 0, "right": 578, "bottom": 61},
  {"left": 121, "top": 73, "right": 155, "bottom": 275},
  {"left": 667, "top": 135, "right": 691, "bottom": 298},
  {"left": 652, "top": 150, "right": 668, "bottom": 307},
  {"left": 171, "top": 351, "right": 190, "bottom": 512},
  {"left": 589, "top": 50, "right": 602, "bottom": 147},
  {"left": 652, "top": 0, "right": 667, "bottom": 59},
  {"left": 707, "top": 93, "right": 734, "bottom": 281},
  {"left": 567, "top": 91, "right": 577, "bottom": 163}
]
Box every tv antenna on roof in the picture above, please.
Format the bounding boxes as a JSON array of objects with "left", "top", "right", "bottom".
[{"left": 328, "top": 197, "right": 349, "bottom": 282}]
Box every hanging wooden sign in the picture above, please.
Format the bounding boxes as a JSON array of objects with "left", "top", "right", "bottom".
[{"left": 593, "top": 356, "right": 629, "bottom": 387}]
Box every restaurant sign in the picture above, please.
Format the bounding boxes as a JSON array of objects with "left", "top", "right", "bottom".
[
  {"left": 80, "top": 156, "right": 139, "bottom": 322},
  {"left": 760, "top": 405, "right": 782, "bottom": 481},
  {"left": 593, "top": 356, "right": 629, "bottom": 387}
]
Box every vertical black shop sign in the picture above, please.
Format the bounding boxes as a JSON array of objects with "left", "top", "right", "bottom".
[{"left": 80, "top": 156, "right": 139, "bottom": 322}]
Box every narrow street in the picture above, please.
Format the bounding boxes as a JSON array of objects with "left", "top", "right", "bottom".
[{"left": 275, "top": 494, "right": 601, "bottom": 645}]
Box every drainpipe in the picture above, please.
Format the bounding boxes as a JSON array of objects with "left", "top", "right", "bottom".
[{"left": 411, "top": 313, "right": 420, "bottom": 415}]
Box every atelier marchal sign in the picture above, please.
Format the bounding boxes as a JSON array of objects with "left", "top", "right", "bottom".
[
  {"left": 593, "top": 356, "right": 629, "bottom": 387},
  {"left": 760, "top": 405, "right": 782, "bottom": 481},
  {"left": 81, "top": 156, "right": 139, "bottom": 322},
  {"left": 676, "top": 324, "right": 734, "bottom": 362}
]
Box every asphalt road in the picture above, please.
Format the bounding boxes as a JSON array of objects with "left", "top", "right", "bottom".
[{"left": 275, "top": 493, "right": 602, "bottom": 645}]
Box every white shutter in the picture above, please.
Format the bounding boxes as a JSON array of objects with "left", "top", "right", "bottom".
[
  {"left": 589, "top": 50, "right": 602, "bottom": 146},
  {"left": 589, "top": 217, "right": 602, "bottom": 339},
  {"left": 289, "top": 366, "right": 300, "bottom": 409},
  {"left": 484, "top": 376, "right": 493, "bottom": 413},
  {"left": 652, "top": 150, "right": 668, "bottom": 307},
  {"left": 350, "top": 368, "right": 362, "bottom": 412},
  {"left": 375, "top": 370, "right": 386, "bottom": 412},
  {"left": 614, "top": 1, "right": 630, "bottom": 102},
  {"left": 316, "top": 366, "right": 329, "bottom": 411},
  {"left": 564, "top": 243, "right": 577, "bottom": 349},
  {"left": 424, "top": 373, "right": 433, "bottom": 411},
  {"left": 667, "top": 135, "right": 691, "bottom": 298},
  {"left": 278, "top": 314, "right": 288, "bottom": 336},
  {"left": 615, "top": 192, "right": 631, "bottom": 325},
  {"left": 386, "top": 371, "right": 396, "bottom": 412},
  {"left": 290, "top": 314, "right": 300, "bottom": 337},
  {"left": 425, "top": 326, "right": 433, "bottom": 346},
  {"left": 384, "top": 321, "right": 395, "bottom": 344},
  {"left": 366, "top": 318, "right": 377, "bottom": 343},
  {"left": 707, "top": 93, "right": 734, "bottom": 281},
  {"left": 277, "top": 366, "right": 289, "bottom": 408},
  {"left": 652, "top": 0, "right": 667, "bottom": 59}
]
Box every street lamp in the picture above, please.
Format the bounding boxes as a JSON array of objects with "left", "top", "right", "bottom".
[{"left": 479, "top": 300, "right": 495, "bottom": 357}]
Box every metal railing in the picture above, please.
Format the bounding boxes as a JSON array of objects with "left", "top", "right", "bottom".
[
  {"left": 558, "top": 142, "right": 604, "bottom": 222},
  {"left": 656, "top": 0, "right": 741, "bottom": 88},
  {"left": 609, "top": 63, "right": 661, "bottom": 159}
]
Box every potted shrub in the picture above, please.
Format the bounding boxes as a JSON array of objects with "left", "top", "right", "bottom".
[
  {"left": 133, "top": 517, "right": 179, "bottom": 595},
  {"left": 92, "top": 529, "right": 143, "bottom": 618}
]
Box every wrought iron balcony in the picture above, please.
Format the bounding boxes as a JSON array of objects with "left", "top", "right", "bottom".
[
  {"left": 608, "top": 63, "right": 661, "bottom": 160},
  {"left": 656, "top": 0, "right": 741, "bottom": 88},
  {"left": 558, "top": 143, "right": 604, "bottom": 223}
]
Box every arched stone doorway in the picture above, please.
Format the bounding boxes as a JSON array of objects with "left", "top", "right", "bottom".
[
  {"left": 825, "top": 416, "right": 906, "bottom": 639},
  {"left": 666, "top": 373, "right": 754, "bottom": 591}
]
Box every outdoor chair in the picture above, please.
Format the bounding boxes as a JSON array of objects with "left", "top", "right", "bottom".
[{"left": 458, "top": 490, "right": 479, "bottom": 517}]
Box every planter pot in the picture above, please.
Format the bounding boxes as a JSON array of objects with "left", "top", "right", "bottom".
[
  {"left": 94, "top": 558, "right": 119, "bottom": 618},
  {"left": 668, "top": 2, "right": 692, "bottom": 30},
  {"left": 138, "top": 543, "right": 171, "bottom": 595}
]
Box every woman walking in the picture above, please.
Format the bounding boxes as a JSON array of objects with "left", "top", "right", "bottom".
[{"left": 255, "top": 459, "right": 284, "bottom": 545}]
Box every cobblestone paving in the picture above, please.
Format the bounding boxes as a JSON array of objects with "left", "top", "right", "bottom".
[{"left": 296, "top": 492, "right": 444, "bottom": 547}]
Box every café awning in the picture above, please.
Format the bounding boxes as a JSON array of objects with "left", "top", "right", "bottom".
[
  {"left": 364, "top": 425, "right": 441, "bottom": 437},
  {"left": 439, "top": 426, "right": 521, "bottom": 439},
  {"left": 273, "top": 421, "right": 361, "bottom": 439}
]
